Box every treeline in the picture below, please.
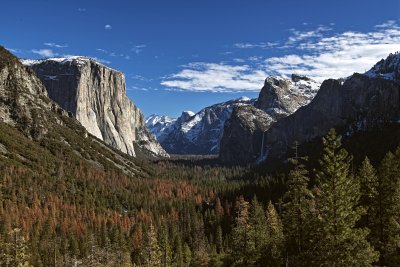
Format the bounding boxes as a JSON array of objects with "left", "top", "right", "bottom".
[{"left": 0, "top": 129, "right": 399, "bottom": 266}]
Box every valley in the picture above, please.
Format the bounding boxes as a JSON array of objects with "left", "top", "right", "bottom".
[{"left": 1, "top": 4, "right": 400, "bottom": 265}]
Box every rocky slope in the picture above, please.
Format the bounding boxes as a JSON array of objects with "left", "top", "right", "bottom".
[
  {"left": 22, "top": 57, "right": 168, "bottom": 158},
  {"left": 219, "top": 75, "right": 319, "bottom": 163},
  {"left": 222, "top": 52, "right": 400, "bottom": 163},
  {"left": 147, "top": 97, "right": 254, "bottom": 155},
  {"left": 0, "top": 47, "right": 54, "bottom": 139},
  {"left": 0, "top": 46, "right": 146, "bottom": 175}
]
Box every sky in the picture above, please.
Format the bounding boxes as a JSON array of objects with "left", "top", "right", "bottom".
[{"left": 1, "top": 0, "right": 400, "bottom": 117}]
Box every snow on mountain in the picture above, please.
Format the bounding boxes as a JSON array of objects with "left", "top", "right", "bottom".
[
  {"left": 365, "top": 52, "right": 400, "bottom": 81},
  {"left": 21, "top": 56, "right": 118, "bottom": 72},
  {"left": 146, "top": 97, "right": 255, "bottom": 155},
  {"left": 220, "top": 74, "right": 320, "bottom": 162},
  {"left": 149, "top": 73, "right": 321, "bottom": 156},
  {"left": 145, "top": 115, "right": 177, "bottom": 142}
]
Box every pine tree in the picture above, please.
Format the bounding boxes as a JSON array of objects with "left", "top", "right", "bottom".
[
  {"left": 282, "top": 156, "right": 314, "bottom": 266},
  {"left": 0, "top": 228, "right": 33, "bottom": 267},
  {"left": 248, "top": 196, "right": 267, "bottom": 265},
  {"left": 263, "top": 201, "right": 284, "bottom": 267},
  {"left": 357, "top": 157, "right": 378, "bottom": 226},
  {"left": 182, "top": 242, "right": 192, "bottom": 267},
  {"left": 230, "top": 196, "right": 254, "bottom": 266},
  {"left": 173, "top": 235, "right": 184, "bottom": 267},
  {"left": 215, "top": 225, "right": 223, "bottom": 254},
  {"left": 159, "top": 229, "right": 172, "bottom": 267},
  {"left": 311, "top": 129, "right": 378, "bottom": 266},
  {"left": 383, "top": 148, "right": 400, "bottom": 266},
  {"left": 144, "top": 223, "right": 162, "bottom": 267}
]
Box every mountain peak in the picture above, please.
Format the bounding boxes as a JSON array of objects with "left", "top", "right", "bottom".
[{"left": 365, "top": 52, "right": 400, "bottom": 81}]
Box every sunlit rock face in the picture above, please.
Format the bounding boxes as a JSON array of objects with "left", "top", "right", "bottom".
[{"left": 23, "top": 56, "right": 168, "bottom": 158}]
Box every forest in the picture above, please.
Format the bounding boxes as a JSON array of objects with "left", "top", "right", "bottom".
[{"left": 0, "top": 127, "right": 399, "bottom": 266}]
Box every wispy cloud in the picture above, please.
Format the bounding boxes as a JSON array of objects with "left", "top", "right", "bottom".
[
  {"left": 234, "top": 42, "right": 278, "bottom": 49},
  {"left": 161, "top": 63, "right": 267, "bottom": 92},
  {"left": 127, "top": 85, "right": 150, "bottom": 92},
  {"left": 44, "top": 42, "right": 68, "bottom": 48},
  {"left": 104, "top": 24, "right": 112, "bottom": 30},
  {"left": 131, "top": 74, "right": 152, "bottom": 81},
  {"left": 131, "top": 44, "right": 146, "bottom": 54},
  {"left": 6, "top": 47, "right": 22, "bottom": 54},
  {"left": 162, "top": 20, "right": 400, "bottom": 92},
  {"left": 32, "top": 49, "right": 57, "bottom": 57},
  {"left": 96, "top": 48, "right": 108, "bottom": 53},
  {"left": 90, "top": 57, "right": 111, "bottom": 64},
  {"left": 285, "top": 25, "right": 332, "bottom": 45},
  {"left": 265, "top": 21, "right": 400, "bottom": 81},
  {"left": 78, "top": 8, "right": 86, "bottom": 12},
  {"left": 96, "top": 48, "right": 130, "bottom": 60}
]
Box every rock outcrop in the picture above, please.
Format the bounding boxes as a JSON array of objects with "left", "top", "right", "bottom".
[
  {"left": 263, "top": 73, "right": 400, "bottom": 160},
  {"left": 219, "top": 104, "right": 275, "bottom": 163},
  {"left": 219, "top": 75, "right": 319, "bottom": 163},
  {"left": 22, "top": 57, "right": 168, "bottom": 158},
  {"left": 0, "top": 46, "right": 149, "bottom": 177},
  {"left": 147, "top": 97, "right": 254, "bottom": 155},
  {"left": 221, "top": 52, "right": 400, "bottom": 163},
  {"left": 0, "top": 47, "right": 55, "bottom": 139}
]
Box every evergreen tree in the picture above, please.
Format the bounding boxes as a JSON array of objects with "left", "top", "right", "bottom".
[
  {"left": 144, "top": 223, "right": 162, "bottom": 267},
  {"left": 160, "top": 231, "right": 173, "bottom": 267},
  {"left": 230, "top": 196, "right": 254, "bottom": 266},
  {"left": 312, "top": 129, "right": 378, "bottom": 266},
  {"left": 263, "top": 201, "right": 284, "bottom": 267},
  {"left": 383, "top": 148, "right": 400, "bottom": 266},
  {"left": 215, "top": 225, "right": 223, "bottom": 254},
  {"left": 182, "top": 243, "right": 192, "bottom": 267},
  {"left": 248, "top": 196, "right": 267, "bottom": 265},
  {"left": 357, "top": 157, "right": 379, "bottom": 229},
  {"left": 173, "top": 235, "right": 184, "bottom": 267},
  {"left": 282, "top": 157, "right": 314, "bottom": 266},
  {"left": 0, "top": 228, "right": 33, "bottom": 267}
]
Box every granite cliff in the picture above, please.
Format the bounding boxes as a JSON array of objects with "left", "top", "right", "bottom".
[
  {"left": 22, "top": 57, "right": 168, "bottom": 158},
  {"left": 219, "top": 75, "right": 319, "bottom": 163},
  {"left": 0, "top": 46, "right": 146, "bottom": 175}
]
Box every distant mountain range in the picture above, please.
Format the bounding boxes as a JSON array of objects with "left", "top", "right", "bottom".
[
  {"left": 146, "top": 97, "right": 255, "bottom": 154},
  {"left": 147, "top": 74, "right": 320, "bottom": 155}
]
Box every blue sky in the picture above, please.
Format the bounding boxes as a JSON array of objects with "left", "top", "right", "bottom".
[{"left": 2, "top": 0, "right": 400, "bottom": 117}]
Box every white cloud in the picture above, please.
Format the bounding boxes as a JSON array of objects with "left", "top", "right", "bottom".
[
  {"left": 104, "top": 24, "right": 112, "bottom": 30},
  {"left": 44, "top": 42, "right": 68, "bottom": 48},
  {"left": 96, "top": 48, "right": 130, "bottom": 60},
  {"left": 90, "top": 57, "right": 111, "bottom": 64},
  {"left": 234, "top": 42, "right": 278, "bottom": 49},
  {"left": 6, "top": 47, "right": 21, "bottom": 54},
  {"left": 96, "top": 48, "right": 108, "bottom": 53},
  {"left": 78, "top": 8, "right": 86, "bottom": 12},
  {"left": 161, "top": 63, "right": 267, "bottom": 92},
  {"left": 131, "top": 44, "right": 146, "bottom": 54},
  {"left": 265, "top": 21, "right": 400, "bottom": 81},
  {"left": 286, "top": 25, "right": 332, "bottom": 45},
  {"left": 162, "top": 21, "right": 400, "bottom": 92},
  {"left": 32, "top": 49, "right": 57, "bottom": 57}
]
